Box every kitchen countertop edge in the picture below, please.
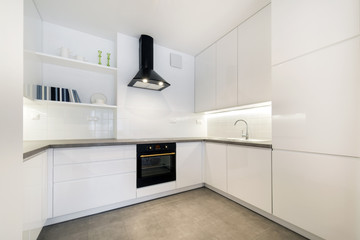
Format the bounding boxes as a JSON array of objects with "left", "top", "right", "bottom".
[{"left": 23, "top": 138, "right": 272, "bottom": 160}]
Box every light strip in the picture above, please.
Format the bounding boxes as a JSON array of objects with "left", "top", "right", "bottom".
[{"left": 204, "top": 101, "right": 271, "bottom": 115}]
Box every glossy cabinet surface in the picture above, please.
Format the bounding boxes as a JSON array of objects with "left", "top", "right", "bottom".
[
  {"left": 195, "top": 44, "right": 216, "bottom": 112},
  {"left": 216, "top": 28, "right": 238, "bottom": 109},
  {"left": 272, "top": 0, "right": 360, "bottom": 64},
  {"left": 53, "top": 145, "right": 136, "bottom": 217},
  {"left": 23, "top": 151, "right": 47, "bottom": 240},
  {"left": 238, "top": 5, "right": 271, "bottom": 105},
  {"left": 54, "top": 145, "right": 135, "bottom": 164},
  {"left": 273, "top": 150, "right": 360, "bottom": 240},
  {"left": 227, "top": 145, "right": 272, "bottom": 213},
  {"left": 195, "top": 5, "right": 271, "bottom": 112},
  {"left": 272, "top": 37, "right": 360, "bottom": 157},
  {"left": 54, "top": 173, "right": 135, "bottom": 217},
  {"left": 176, "top": 142, "right": 203, "bottom": 189},
  {"left": 204, "top": 142, "right": 227, "bottom": 192}
]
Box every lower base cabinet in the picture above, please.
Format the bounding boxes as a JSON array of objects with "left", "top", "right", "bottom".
[
  {"left": 273, "top": 150, "right": 360, "bottom": 240},
  {"left": 205, "top": 142, "right": 227, "bottom": 192},
  {"left": 54, "top": 173, "right": 136, "bottom": 217},
  {"left": 227, "top": 145, "right": 272, "bottom": 213},
  {"left": 176, "top": 142, "right": 203, "bottom": 189},
  {"left": 52, "top": 145, "right": 136, "bottom": 217},
  {"left": 23, "top": 151, "right": 48, "bottom": 240}
]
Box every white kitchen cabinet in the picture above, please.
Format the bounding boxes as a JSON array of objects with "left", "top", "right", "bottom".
[
  {"left": 204, "top": 142, "right": 227, "bottom": 192},
  {"left": 227, "top": 145, "right": 271, "bottom": 213},
  {"left": 272, "top": 37, "right": 360, "bottom": 157},
  {"left": 216, "top": 28, "right": 238, "bottom": 109},
  {"left": 23, "top": 151, "right": 48, "bottom": 240},
  {"left": 272, "top": 0, "right": 360, "bottom": 64},
  {"left": 195, "top": 44, "right": 216, "bottom": 112},
  {"left": 238, "top": 5, "right": 271, "bottom": 105},
  {"left": 53, "top": 145, "right": 136, "bottom": 217},
  {"left": 195, "top": 5, "right": 271, "bottom": 112},
  {"left": 54, "top": 173, "right": 135, "bottom": 217},
  {"left": 273, "top": 150, "right": 360, "bottom": 240},
  {"left": 176, "top": 142, "right": 203, "bottom": 189}
]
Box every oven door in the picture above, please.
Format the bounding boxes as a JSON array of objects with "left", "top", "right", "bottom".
[{"left": 137, "top": 152, "right": 176, "bottom": 188}]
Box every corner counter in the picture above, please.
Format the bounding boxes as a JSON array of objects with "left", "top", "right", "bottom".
[{"left": 24, "top": 137, "right": 272, "bottom": 160}]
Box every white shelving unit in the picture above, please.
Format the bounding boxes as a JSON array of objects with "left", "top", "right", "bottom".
[{"left": 25, "top": 50, "right": 117, "bottom": 74}]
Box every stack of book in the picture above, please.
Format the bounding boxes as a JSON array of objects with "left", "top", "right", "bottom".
[{"left": 36, "top": 85, "right": 81, "bottom": 103}]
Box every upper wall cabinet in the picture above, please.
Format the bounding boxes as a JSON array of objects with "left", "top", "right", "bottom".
[
  {"left": 195, "top": 44, "right": 216, "bottom": 112},
  {"left": 238, "top": 5, "right": 271, "bottom": 106},
  {"left": 216, "top": 28, "right": 238, "bottom": 109},
  {"left": 272, "top": 0, "right": 360, "bottom": 64},
  {"left": 195, "top": 4, "right": 271, "bottom": 112}
]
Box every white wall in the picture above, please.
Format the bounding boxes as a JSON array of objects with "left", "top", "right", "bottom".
[
  {"left": 206, "top": 105, "right": 272, "bottom": 140},
  {"left": 0, "top": 0, "right": 23, "bottom": 239},
  {"left": 116, "top": 33, "right": 206, "bottom": 139}
]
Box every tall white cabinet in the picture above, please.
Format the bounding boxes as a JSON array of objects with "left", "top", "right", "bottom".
[
  {"left": 272, "top": 0, "right": 360, "bottom": 239},
  {"left": 273, "top": 150, "right": 360, "bottom": 240}
]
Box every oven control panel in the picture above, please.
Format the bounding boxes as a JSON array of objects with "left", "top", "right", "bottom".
[{"left": 137, "top": 142, "right": 176, "bottom": 154}]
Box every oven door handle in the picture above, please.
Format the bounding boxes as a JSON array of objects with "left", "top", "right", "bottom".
[{"left": 140, "top": 152, "right": 175, "bottom": 158}]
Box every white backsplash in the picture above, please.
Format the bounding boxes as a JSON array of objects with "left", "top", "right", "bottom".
[
  {"left": 206, "top": 105, "right": 272, "bottom": 140},
  {"left": 23, "top": 99, "right": 115, "bottom": 140}
]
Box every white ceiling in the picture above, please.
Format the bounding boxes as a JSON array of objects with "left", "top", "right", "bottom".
[{"left": 33, "top": 0, "right": 270, "bottom": 56}]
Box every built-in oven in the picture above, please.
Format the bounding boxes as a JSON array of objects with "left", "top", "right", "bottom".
[{"left": 137, "top": 142, "right": 176, "bottom": 188}]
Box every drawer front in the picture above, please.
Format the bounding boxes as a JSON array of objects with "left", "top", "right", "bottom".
[
  {"left": 54, "top": 145, "right": 136, "bottom": 165},
  {"left": 53, "top": 172, "right": 136, "bottom": 217},
  {"left": 54, "top": 159, "right": 135, "bottom": 183}
]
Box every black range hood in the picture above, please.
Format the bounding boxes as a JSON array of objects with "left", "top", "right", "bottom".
[{"left": 128, "top": 35, "right": 170, "bottom": 91}]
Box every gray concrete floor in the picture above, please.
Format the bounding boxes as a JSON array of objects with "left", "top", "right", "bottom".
[{"left": 38, "top": 188, "right": 307, "bottom": 240}]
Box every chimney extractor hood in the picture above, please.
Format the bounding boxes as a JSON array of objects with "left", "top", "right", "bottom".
[{"left": 128, "top": 35, "right": 170, "bottom": 91}]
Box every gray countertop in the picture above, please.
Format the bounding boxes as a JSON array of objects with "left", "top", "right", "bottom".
[{"left": 23, "top": 137, "right": 272, "bottom": 160}]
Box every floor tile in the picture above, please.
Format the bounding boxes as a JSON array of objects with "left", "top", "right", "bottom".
[{"left": 38, "top": 188, "right": 308, "bottom": 240}]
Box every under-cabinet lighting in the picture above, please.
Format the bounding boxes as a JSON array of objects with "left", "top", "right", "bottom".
[{"left": 205, "top": 101, "right": 271, "bottom": 119}]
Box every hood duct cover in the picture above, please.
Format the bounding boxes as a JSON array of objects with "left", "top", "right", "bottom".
[{"left": 128, "top": 35, "right": 170, "bottom": 91}]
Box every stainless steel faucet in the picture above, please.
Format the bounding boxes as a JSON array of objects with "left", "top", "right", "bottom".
[{"left": 234, "top": 119, "right": 249, "bottom": 140}]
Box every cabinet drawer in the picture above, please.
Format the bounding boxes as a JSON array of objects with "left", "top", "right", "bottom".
[
  {"left": 54, "top": 145, "right": 136, "bottom": 165},
  {"left": 54, "top": 159, "right": 135, "bottom": 183},
  {"left": 53, "top": 172, "right": 136, "bottom": 217}
]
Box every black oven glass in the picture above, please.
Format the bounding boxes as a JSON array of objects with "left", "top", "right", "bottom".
[{"left": 137, "top": 143, "right": 176, "bottom": 188}]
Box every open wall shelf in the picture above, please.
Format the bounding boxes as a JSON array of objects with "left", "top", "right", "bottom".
[{"left": 25, "top": 50, "right": 117, "bottom": 74}]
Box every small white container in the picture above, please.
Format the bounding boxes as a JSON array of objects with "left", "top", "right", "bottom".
[{"left": 60, "top": 47, "right": 69, "bottom": 58}]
